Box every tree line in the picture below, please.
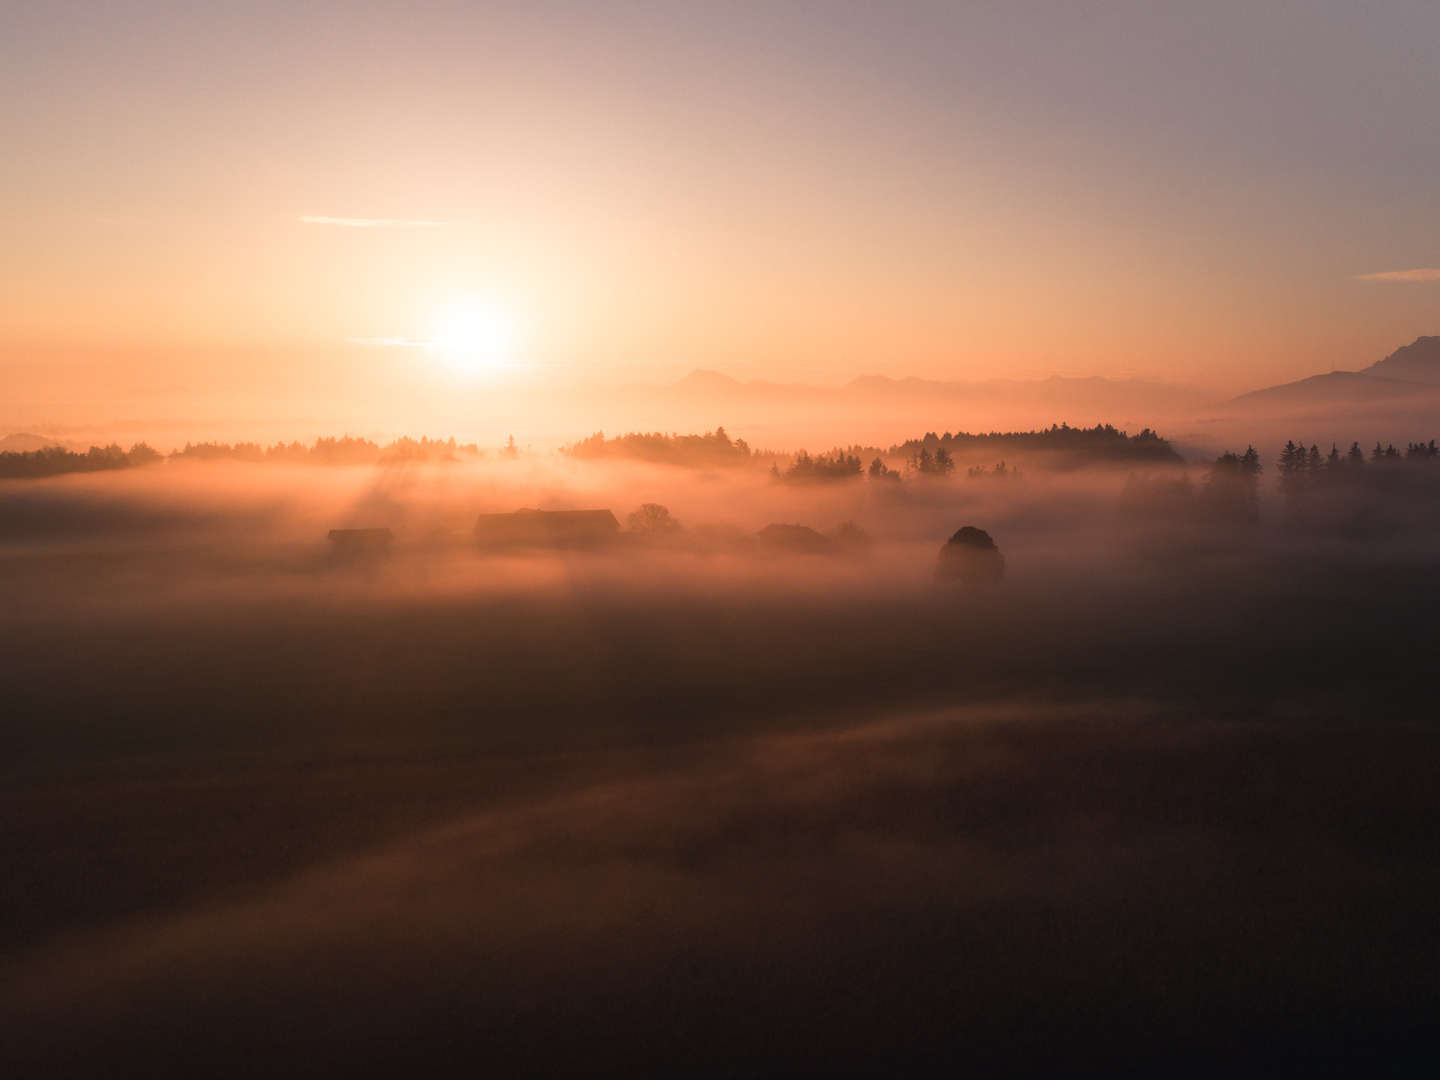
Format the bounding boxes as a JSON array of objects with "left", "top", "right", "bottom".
[
  {"left": 774, "top": 445, "right": 1028, "bottom": 485},
  {"left": 1194, "top": 437, "right": 1440, "bottom": 522},
  {"left": 891, "top": 422, "right": 1181, "bottom": 466},
  {"left": 563, "top": 427, "right": 757, "bottom": 467},
  {"left": 0, "top": 435, "right": 484, "bottom": 478},
  {"left": 0, "top": 442, "right": 161, "bottom": 479},
  {"left": 1275, "top": 438, "right": 1439, "bottom": 493},
  {"left": 771, "top": 449, "right": 865, "bottom": 483}
]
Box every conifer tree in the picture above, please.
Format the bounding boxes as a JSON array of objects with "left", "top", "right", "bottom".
[{"left": 1278, "top": 440, "right": 1306, "bottom": 495}]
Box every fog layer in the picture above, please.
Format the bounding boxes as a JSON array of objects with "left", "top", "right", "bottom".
[{"left": 3, "top": 458, "right": 1437, "bottom": 1072}]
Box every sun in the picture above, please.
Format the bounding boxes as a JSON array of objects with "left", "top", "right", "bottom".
[{"left": 428, "top": 302, "right": 518, "bottom": 376}]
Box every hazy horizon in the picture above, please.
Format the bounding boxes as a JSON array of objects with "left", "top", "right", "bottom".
[
  {"left": 6, "top": 4, "right": 1440, "bottom": 1074},
  {"left": 6, "top": 335, "right": 1436, "bottom": 459},
  {"left": 7, "top": 2, "right": 1440, "bottom": 439}
]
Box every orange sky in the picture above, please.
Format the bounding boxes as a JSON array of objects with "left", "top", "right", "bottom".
[{"left": 4, "top": 2, "right": 1439, "bottom": 438}]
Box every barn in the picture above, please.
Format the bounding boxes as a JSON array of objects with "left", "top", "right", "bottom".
[{"left": 473, "top": 508, "right": 620, "bottom": 549}]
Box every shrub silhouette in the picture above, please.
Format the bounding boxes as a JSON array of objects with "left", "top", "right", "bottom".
[
  {"left": 936, "top": 526, "right": 1005, "bottom": 584},
  {"left": 627, "top": 503, "right": 680, "bottom": 535},
  {"left": 868, "top": 457, "right": 900, "bottom": 483},
  {"left": 756, "top": 523, "right": 837, "bottom": 554}
]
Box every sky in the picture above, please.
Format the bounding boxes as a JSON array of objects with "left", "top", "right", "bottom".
[{"left": 3, "top": 1, "right": 1439, "bottom": 436}]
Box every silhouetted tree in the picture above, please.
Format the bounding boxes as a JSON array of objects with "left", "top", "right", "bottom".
[
  {"left": 868, "top": 457, "right": 900, "bottom": 482},
  {"left": 781, "top": 449, "right": 862, "bottom": 483},
  {"left": 1278, "top": 440, "right": 1303, "bottom": 493},
  {"left": 1325, "top": 443, "right": 1342, "bottom": 476},
  {"left": 127, "top": 442, "right": 161, "bottom": 466},
  {"left": 1207, "top": 446, "right": 1262, "bottom": 520},
  {"left": 626, "top": 503, "right": 680, "bottom": 535}
]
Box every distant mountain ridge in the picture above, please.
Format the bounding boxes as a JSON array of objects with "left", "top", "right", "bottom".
[
  {"left": 1226, "top": 336, "right": 1440, "bottom": 413},
  {"left": 840, "top": 372, "right": 1211, "bottom": 410},
  {"left": 1227, "top": 370, "right": 1430, "bottom": 409},
  {"left": 606, "top": 368, "right": 1220, "bottom": 451},
  {"left": 658, "top": 370, "right": 1214, "bottom": 412},
  {"left": 1363, "top": 335, "right": 1440, "bottom": 384}
]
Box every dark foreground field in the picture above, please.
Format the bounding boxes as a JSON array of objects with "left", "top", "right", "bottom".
[{"left": 3, "top": 468, "right": 1439, "bottom": 1074}]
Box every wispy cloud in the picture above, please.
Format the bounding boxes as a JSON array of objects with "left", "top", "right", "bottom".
[
  {"left": 347, "top": 337, "right": 429, "bottom": 347},
  {"left": 300, "top": 216, "right": 446, "bottom": 228},
  {"left": 1354, "top": 268, "right": 1440, "bottom": 283}
]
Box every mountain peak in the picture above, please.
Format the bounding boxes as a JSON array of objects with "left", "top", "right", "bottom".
[{"left": 1364, "top": 335, "right": 1440, "bottom": 385}]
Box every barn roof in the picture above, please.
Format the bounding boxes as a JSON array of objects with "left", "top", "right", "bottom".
[{"left": 473, "top": 508, "right": 619, "bottom": 547}]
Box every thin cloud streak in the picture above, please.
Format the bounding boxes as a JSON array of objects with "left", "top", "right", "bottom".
[
  {"left": 300, "top": 216, "right": 446, "bottom": 228},
  {"left": 1353, "top": 268, "right": 1440, "bottom": 283},
  {"left": 347, "top": 337, "right": 430, "bottom": 348}
]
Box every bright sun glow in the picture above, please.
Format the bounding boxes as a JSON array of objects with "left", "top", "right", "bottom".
[{"left": 428, "top": 302, "right": 519, "bottom": 376}]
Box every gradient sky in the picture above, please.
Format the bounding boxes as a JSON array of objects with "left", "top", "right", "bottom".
[{"left": 4, "top": 1, "right": 1439, "bottom": 432}]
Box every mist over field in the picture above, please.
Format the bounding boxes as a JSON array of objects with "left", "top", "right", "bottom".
[
  {"left": 3, "top": 451, "right": 1438, "bottom": 1072},
  {"left": 10, "top": 0, "right": 1440, "bottom": 1066}
]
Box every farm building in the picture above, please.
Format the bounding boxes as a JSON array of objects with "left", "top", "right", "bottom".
[{"left": 473, "top": 508, "right": 620, "bottom": 549}]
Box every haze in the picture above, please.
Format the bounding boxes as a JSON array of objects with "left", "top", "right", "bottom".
[
  {"left": 5, "top": 3, "right": 1440, "bottom": 1075},
  {"left": 6, "top": 2, "right": 1440, "bottom": 443}
]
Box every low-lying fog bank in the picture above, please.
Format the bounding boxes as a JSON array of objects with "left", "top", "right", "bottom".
[
  {"left": 4, "top": 701, "right": 1438, "bottom": 1073},
  {"left": 2, "top": 458, "right": 1438, "bottom": 1073}
]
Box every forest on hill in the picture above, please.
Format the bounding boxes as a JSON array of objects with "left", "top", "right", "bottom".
[
  {"left": 0, "top": 436, "right": 484, "bottom": 478},
  {"left": 562, "top": 427, "right": 758, "bottom": 467},
  {"left": 890, "top": 422, "right": 1182, "bottom": 466}
]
